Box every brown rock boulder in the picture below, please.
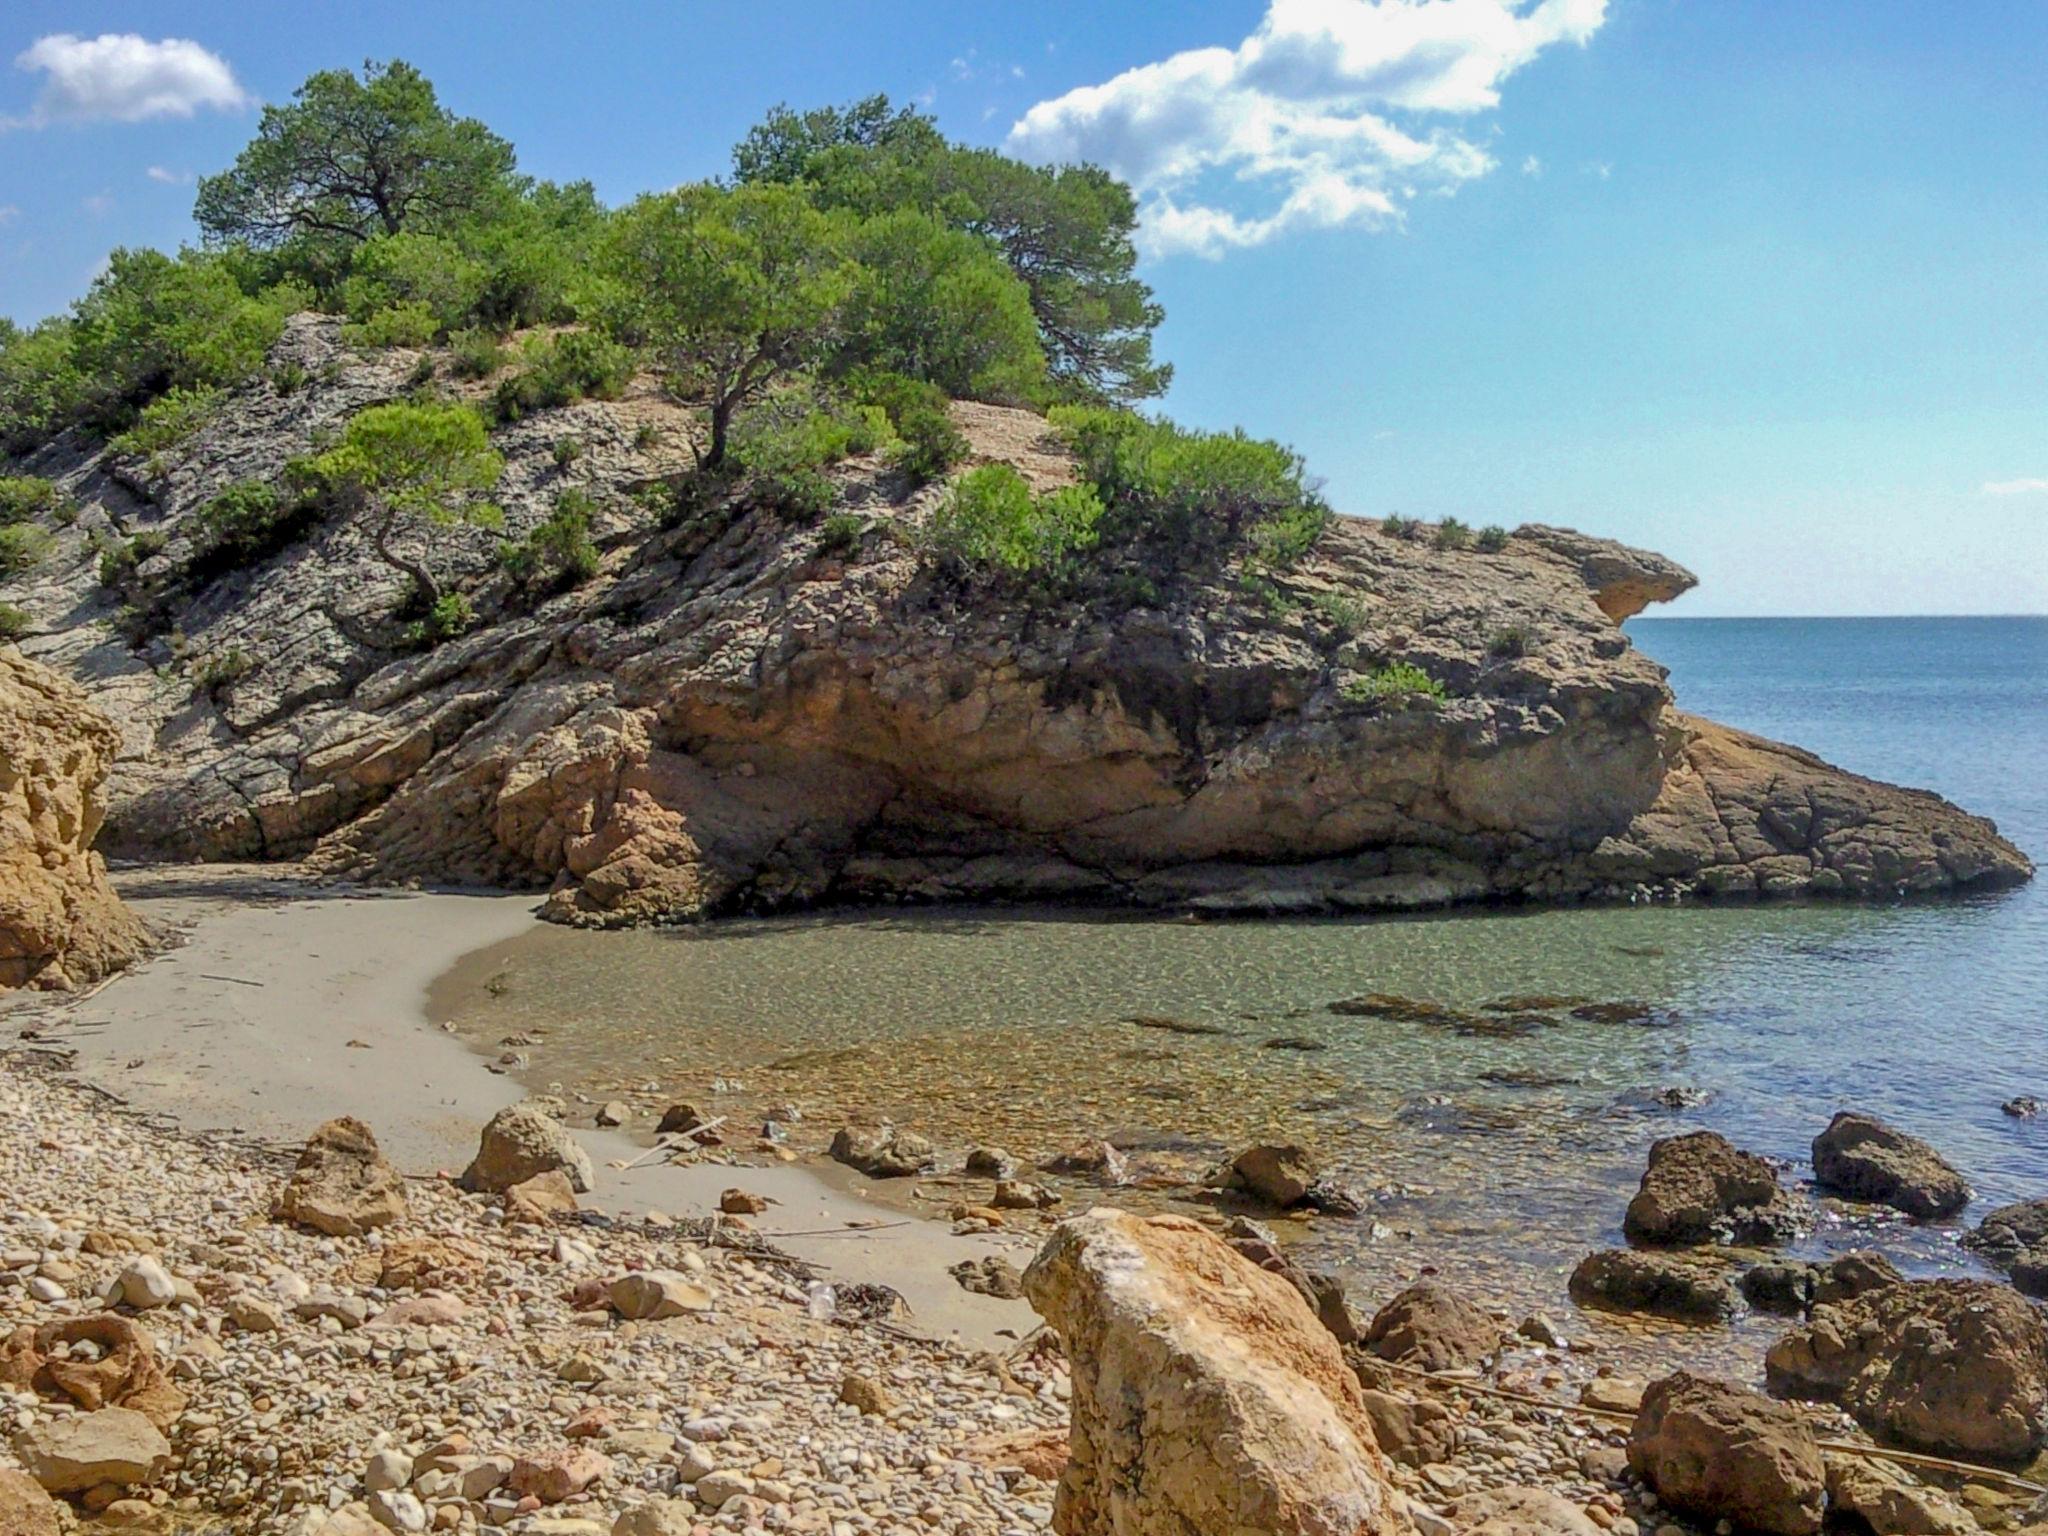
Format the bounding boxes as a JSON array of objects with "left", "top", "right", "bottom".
[
  {"left": 1962, "top": 1197, "right": 2048, "bottom": 1295},
  {"left": 1764, "top": 1279, "right": 2048, "bottom": 1461},
  {"left": 829, "top": 1123, "right": 935, "bottom": 1178},
  {"left": 1569, "top": 1248, "right": 1739, "bottom": 1322},
  {"left": 1628, "top": 1372, "right": 1826, "bottom": 1536},
  {"left": 1022, "top": 1208, "right": 1403, "bottom": 1536},
  {"left": 1359, "top": 1282, "right": 1501, "bottom": 1372},
  {"left": 275, "top": 1117, "right": 408, "bottom": 1237},
  {"left": 1224, "top": 1144, "right": 1320, "bottom": 1208},
  {"left": 0, "top": 1468, "right": 61, "bottom": 1536},
  {"left": 0, "top": 1313, "right": 186, "bottom": 1431},
  {"left": 1355, "top": 1387, "right": 1458, "bottom": 1468},
  {"left": 11, "top": 1406, "right": 171, "bottom": 1493},
  {"left": 1811, "top": 1112, "right": 1970, "bottom": 1219},
  {"left": 1445, "top": 1485, "right": 1605, "bottom": 1536},
  {"left": 0, "top": 649, "right": 149, "bottom": 989},
  {"left": 1824, "top": 1455, "right": 1977, "bottom": 1536},
  {"left": 1623, "top": 1130, "right": 1804, "bottom": 1246},
  {"left": 460, "top": 1103, "right": 594, "bottom": 1194}
]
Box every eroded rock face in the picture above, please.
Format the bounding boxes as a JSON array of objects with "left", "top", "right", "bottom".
[
  {"left": 1627, "top": 1373, "right": 1826, "bottom": 1536},
  {"left": 1764, "top": 1279, "right": 2048, "bottom": 1461},
  {"left": 1622, "top": 1130, "right": 1803, "bottom": 1247},
  {"left": 1811, "top": 1112, "right": 1970, "bottom": 1219},
  {"left": 1022, "top": 1207, "right": 1403, "bottom": 1536},
  {"left": 0, "top": 649, "right": 149, "bottom": 989},
  {"left": 2, "top": 318, "right": 2029, "bottom": 923}
]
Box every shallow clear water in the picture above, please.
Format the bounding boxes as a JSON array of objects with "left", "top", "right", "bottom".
[{"left": 437, "top": 616, "right": 2047, "bottom": 1371}]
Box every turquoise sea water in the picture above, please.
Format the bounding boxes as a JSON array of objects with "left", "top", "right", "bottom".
[{"left": 446, "top": 616, "right": 2047, "bottom": 1361}]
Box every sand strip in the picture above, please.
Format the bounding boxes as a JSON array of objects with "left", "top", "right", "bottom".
[{"left": 6, "top": 865, "right": 1040, "bottom": 1347}]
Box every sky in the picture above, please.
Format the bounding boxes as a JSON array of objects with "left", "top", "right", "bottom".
[{"left": 1, "top": 0, "right": 2044, "bottom": 617}]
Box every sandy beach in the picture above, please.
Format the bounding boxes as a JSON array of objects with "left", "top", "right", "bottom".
[{"left": 4, "top": 864, "right": 1041, "bottom": 1348}]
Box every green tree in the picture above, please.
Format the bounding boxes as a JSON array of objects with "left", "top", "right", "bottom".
[
  {"left": 734, "top": 96, "right": 1169, "bottom": 403},
  {"left": 340, "top": 232, "right": 486, "bottom": 333},
  {"left": 297, "top": 402, "right": 503, "bottom": 608},
  {"left": 196, "top": 60, "right": 518, "bottom": 252},
  {"left": 599, "top": 184, "right": 853, "bottom": 469}
]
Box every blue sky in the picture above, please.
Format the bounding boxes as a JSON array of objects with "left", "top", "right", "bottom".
[{"left": 1, "top": 1, "right": 2043, "bottom": 616}]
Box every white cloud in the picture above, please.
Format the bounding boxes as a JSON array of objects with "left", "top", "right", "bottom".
[
  {"left": 1583, "top": 158, "right": 1612, "bottom": 179},
  {"left": 9, "top": 33, "right": 248, "bottom": 128},
  {"left": 1007, "top": 0, "right": 1606, "bottom": 258},
  {"left": 1983, "top": 478, "right": 2048, "bottom": 497},
  {"left": 145, "top": 164, "right": 192, "bottom": 184},
  {"left": 1520, "top": 153, "right": 1543, "bottom": 176}
]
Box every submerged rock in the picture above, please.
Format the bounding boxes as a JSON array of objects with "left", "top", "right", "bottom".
[
  {"left": 1568, "top": 1248, "right": 1738, "bottom": 1322},
  {"left": 1811, "top": 1112, "right": 1970, "bottom": 1219},
  {"left": 1622, "top": 1130, "right": 1804, "bottom": 1246},
  {"left": 1628, "top": 1372, "right": 1826, "bottom": 1536},
  {"left": 1765, "top": 1279, "right": 2048, "bottom": 1461},
  {"left": 1022, "top": 1208, "right": 1402, "bottom": 1536}
]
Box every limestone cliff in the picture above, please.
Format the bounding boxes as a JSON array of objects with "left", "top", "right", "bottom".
[
  {"left": 0, "top": 648, "right": 150, "bottom": 988},
  {"left": 0, "top": 316, "right": 2030, "bottom": 923}
]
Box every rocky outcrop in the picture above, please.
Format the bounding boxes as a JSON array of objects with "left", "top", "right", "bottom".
[
  {"left": 1627, "top": 1373, "right": 1826, "bottom": 1536},
  {"left": 0, "top": 649, "right": 149, "bottom": 988},
  {"left": 1022, "top": 1207, "right": 1403, "bottom": 1536},
  {"left": 1811, "top": 1112, "right": 1971, "bottom": 1219},
  {"left": 2, "top": 316, "right": 2029, "bottom": 923},
  {"left": 275, "top": 1117, "right": 409, "bottom": 1237},
  {"left": 1622, "top": 1131, "right": 1803, "bottom": 1246},
  {"left": 1764, "top": 1279, "right": 2048, "bottom": 1461},
  {"left": 1962, "top": 1198, "right": 2048, "bottom": 1295}
]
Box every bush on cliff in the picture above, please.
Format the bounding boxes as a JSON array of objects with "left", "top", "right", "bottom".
[{"left": 928, "top": 463, "right": 1103, "bottom": 580}]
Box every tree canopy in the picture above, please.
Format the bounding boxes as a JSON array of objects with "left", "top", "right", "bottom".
[{"left": 197, "top": 60, "right": 519, "bottom": 253}]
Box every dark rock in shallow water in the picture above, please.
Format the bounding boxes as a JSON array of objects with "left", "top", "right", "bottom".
[
  {"left": 1813, "top": 1249, "right": 1902, "bottom": 1307},
  {"left": 1961, "top": 1198, "right": 2048, "bottom": 1295},
  {"left": 1260, "top": 1036, "right": 1327, "bottom": 1052},
  {"left": 1126, "top": 1015, "right": 1231, "bottom": 1036},
  {"left": 1622, "top": 1085, "right": 1715, "bottom": 1112},
  {"left": 1811, "top": 1111, "right": 1970, "bottom": 1219},
  {"left": 1479, "top": 1068, "right": 1582, "bottom": 1090},
  {"left": 1741, "top": 1263, "right": 1818, "bottom": 1317},
  {"left": 1623, "top": 1130, "right": 1806, "bottom": 1247},
  {"left": 1481, "top": 994, "right": 1588, "bottom": 1014},
  {"left": 1328, "top": 993, "right": 1471, "bottom": 1025},
  {"left": 2002, "top": 1096, "right": 2040, "bottom": 1119},
  {"left": 1571, "top": 1000, "right": 1665, "bottom": 1025},
  {"left": 1570, "top": 1248, "right": 1739, "bottom": 1322},
  {"left": 1360, "top": 1282, "right": 1502, "bottom": 1371}
]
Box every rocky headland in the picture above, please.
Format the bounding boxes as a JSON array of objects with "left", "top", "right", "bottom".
[{"left": 0, "top": 314, "right": 2028, "bottom": 938}]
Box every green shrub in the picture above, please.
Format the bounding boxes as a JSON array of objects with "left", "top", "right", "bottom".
[
  {"left": 1488, "top": 625, "right": 1532, "bottom": 659},
  {"left": 855, "top": 372, "right": 965, "bottom": 483},
  {"left": 413, "top": 592, "right": 475, "bottom": 646},
  {"left": 1047, "top": 405, "right": 1327, "bottom": 567},
  {"left": 552, "top": 436, "right": 584, "bottom": 470},
  {"left": 489, "top": 331, "right": 633, "bottom": 422},
  {"left": 269, "top": 360, "right": 309, "bottom": 395},
  {"left": 447, "top": 329, "right": 506, "bottom": 380},
  {"left": 0, "top": 523, "right": 56, "bottom": 574},
  {"left": 106, "top": 387, "right": 221, "bottom": 458},
  {"left": 192, "top": 644, "right": 255, "bottom": 695},
  {"left": 0, "top": 320, "right": 89, "bottom": 453},
  {"left": 500, "top": 489, "right": 601, "bottom": 591},
  {"left": 1310, "top": 589, "right": 1369, "bottom": 634},
  {"left": 0, "top": 601, "right": 29, "bottom": 640},
  {"left": 731, "top": 389, "right": 891, "bottom": 516},
  {"left": 1434, "top": 517, "right": 1473, "bottom": 551},
  {"left": 1476, "top": 524, "right": 1510, "bottom": 553},
  {"left": 188, "top": 481, "right": 323, "bottom": 579},
  {"left": 340, "top": 232, "right": 486, "bottom": 335},
  {"left": 344, "top": 302, "right": 441, "bottom": 349},
  {"left": 632, "top": 421, "right": 664, "bottom": 452},
  {"left": 1343, "top": 662, "right": 1447, "bottom": 707},
  {"left": 0, "top": 476, "right": 61, "bottom": 525},
  {"left": 817, "top": 511, "right": 866, "bottom": 557},
  {"left": 929, "top": 463, "right": 1103, "bottom": 578},
  {"left": 1380, "top": 513, "right": 1421, "bottom": 540},
  {"left": 95, "top": 529, "right": 166, "bottom": 588}
]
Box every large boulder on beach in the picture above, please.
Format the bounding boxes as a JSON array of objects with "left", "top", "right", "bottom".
[
  {"left": 1764, "top": 1279, "right": 2048, "bottom": 1461},
  {"left": 1623, "top": 1130, "right": 1804, "bottom": 1246},
  {"left": 1222, "top": 1144, "right": 1320, "bottom": 1207},
  {"left": 0, "top": 649, "right": 150, "bottom": 990},
  {"left": 1962, "top": 1198, "right": 2048, "bottom": 1295},
  {"left": 460, "top": 1103, "right": 594, "bottom": 1194},
  {"left": 1359, "top": 1282, "right": 1501, "bottom": 1372},
  {"left": 1445, "top": 1486, "right": 1605, "bottom": 1536},
  {"left": 1628, "top": 1372, "right": 1826, "bottom": 1536},
  {"left": 1022, "top": 1207, "right": 1403, "bottom": 1536},
  {"left": 275, "top": 1117, "right": 409, "bottom": 1237},
  {"left": 11, "top": 1406, "right": 171, "bottom": 1493},
  {"left": 0, "top": 1313, "right": 186, "bottom": 1431},
  {"left": 1569, "top": 1248, "right": 1739, "bottom": 1322},
  {"left": 828, "top": 1123, "right": 935, "bottom": 1178},
  {"left": 1811, "top": 1112, "right": 1970, "bottom": 1218},
  {"left": 0, "top": 1469, "right": 60, "bottom": 1536}
]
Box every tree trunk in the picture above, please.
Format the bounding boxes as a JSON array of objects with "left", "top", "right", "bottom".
[
  {"left": 703, "top": 398, "right": 733, "bottom": 470},
  {"left": 372, "top": 502, "right": 440, "bottom": 610}
]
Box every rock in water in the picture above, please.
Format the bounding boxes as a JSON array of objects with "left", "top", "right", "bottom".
[
  {"left": 1764, "top": 1279, "right": 2048, "bottom": 1460},
  {"left": 0, "top": 650, "right": 150, "bottom": 989},
  {"left": 828, "top": 1124, "right": 936, "bottom": 1178},
  {"left": 1810, "top": 1111, "right": 1970, "bottom": 1218},
  {"left": 1627, "top": 1372, "right": 1826, "bottom": 1536},
  {"left": 1221, "top": 1144, "right": 1320, "bottom": 1208},
  {"left": 11, "top": 1406, "right": 171, "bottom": 1493},
  {"left": 275, "top": 1116, "right": 409, "bottom": 1237},
  {"left": 460, "top": 1103, "right": 594, "bottom": 1194},
  {"left": 1022, "top": 1208, "right": 1402, "bottom": 1536},
  {"left": 1961, "top": 1197, "right": 2048, "bottom": 1295},
  {"left": 1568, "top": 1248, "right": 1739, "bottom": 1322},
  {"left": 1623, "top": 1130, "right": 1804, "bottom": 1246},
  {"left": 1358, "top": 1282, "right": 1502, "bottom": 1371}
]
